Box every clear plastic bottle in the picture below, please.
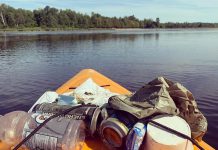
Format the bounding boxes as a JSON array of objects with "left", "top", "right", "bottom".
[
  {"left": 0, "top": 111, "right": 85, "bottom": 150},
  {"left": 0, "top": 111, "right": 32, "bottom": 150},
  {"left": 61, "top": 120, "right": 85, "bottom": 150},
  {"left": 0, "top": 115, "right": 4, "bottom": 139},
  {"left": 126, "top": 122, "right": 147, "bottom": 150}
]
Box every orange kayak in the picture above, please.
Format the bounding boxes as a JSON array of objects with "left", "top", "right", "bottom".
[
  {"left": 56, "top": 69, "right": 214, "bottom": 150},
  {"left": 0, "top": 69, "right": 215, "bottom": 150}
]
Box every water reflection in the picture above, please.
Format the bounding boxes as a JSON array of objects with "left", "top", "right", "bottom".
[
  {"left": 0, "top": 32, "right": 161, "bottom": 58},
  {"left": 0, "top": 32, "right": 160, "bottom": 43},
  {"left": 0, "top": 32, "right": 7, "bottom": 50},
  {"left": 155, "top": 33, "right": 159, "bottom": 40}
]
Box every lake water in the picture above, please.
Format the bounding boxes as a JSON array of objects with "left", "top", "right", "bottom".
[{"left": 0, "top": 29, "right": 218, "bottom": 148}]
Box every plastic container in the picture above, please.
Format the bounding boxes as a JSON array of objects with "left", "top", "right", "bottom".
[
  {"left": 0, "top": 111, "right": 85, "bottom": 150},
  {"left": 144, "top": 115, "right": 193, "bottom": 150},
  {"left": 0, "top": 111, "right": 33, "bottom": 143},
  {"left": 126, "top": 122, "right": 147, "bottom": 150},
  {"left": 61, "top": 120, "right": 85, "bottom": 150},
  {"left": 0, "top": 115, "right": 4, "bottom": 139},
  {"left": 0, "top": 111, "right": 32, "bottom": 150}
]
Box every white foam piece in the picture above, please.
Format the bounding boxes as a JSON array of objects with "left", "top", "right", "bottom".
[
  {"left": 145, "top": 115, "right": 193, "bottom": 150},
  {"left": 66, "top": 78, "right": 118, "bottom": 106}
]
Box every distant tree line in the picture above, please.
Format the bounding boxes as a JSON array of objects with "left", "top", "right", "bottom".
[{"left": 0, "top": 4, "right": 217, "bottom": 29}]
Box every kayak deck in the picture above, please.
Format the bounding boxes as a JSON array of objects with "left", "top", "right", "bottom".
[{"left": 56, "top": 69, "right": 214, "bottom": 150}]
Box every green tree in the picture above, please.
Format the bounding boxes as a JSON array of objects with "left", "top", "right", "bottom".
[
  {"left": 24, "top": 10, "right": 36, "bottom": 27},
  {"left": 156, "top": 17, "right": 160, "bottom": 28},
  {"left": 58, "top": 10, "right": 70, "bottom": 27},
  {"left": 66, "top": 10, "right": 78, "bottom": 27},
  {"left": 0, "top": 4, "right": 7, "bottom": 27},
  {"left": 14, "top": 9, "right": 25, "bottom": 27},
  {"left": 6, "top": 12, "right": 16, "bottom": 27},
  {"left": 144, "top": 19, "right": 156, "bottom": 28},
  {"left": 0, "top": 3, "right": 217, "bottom": 29}
]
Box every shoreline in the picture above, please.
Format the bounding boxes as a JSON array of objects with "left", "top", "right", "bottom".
[{"left": 1, "top": 27, "right": 218, "bottom": 32}]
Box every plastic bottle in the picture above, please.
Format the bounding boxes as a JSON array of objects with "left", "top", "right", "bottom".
[
  {"left": 0, "top": 111, "right": 32, "bottom": 150},
  {"left": 126, "top": 122, "right": 147, "bottom": 150},
  {"left": 0, "top": 115, "right": 5, "bottom": 141},
  {"left": 0, "top": 111, "right": 85, "bottom": 150}
]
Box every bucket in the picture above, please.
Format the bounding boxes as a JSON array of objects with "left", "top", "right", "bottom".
[{"left": 144, "top": 115, "right": 193, "bottom": 150}]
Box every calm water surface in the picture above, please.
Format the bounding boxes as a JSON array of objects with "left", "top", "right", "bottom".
[{"left": 0, "top": 29, "right": 218, "bottom": 148}]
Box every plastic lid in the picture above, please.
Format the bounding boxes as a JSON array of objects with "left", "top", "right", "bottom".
[{"left": 147, "top": 115, "right": 191, "bottom": 145}]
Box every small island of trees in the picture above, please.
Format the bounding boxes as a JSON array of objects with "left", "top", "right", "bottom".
[{"left": 0, "top": 4, "right": 217, "bottom": 30}]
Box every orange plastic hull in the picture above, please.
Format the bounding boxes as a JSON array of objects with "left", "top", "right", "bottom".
[{"left": 0, "top": 69, "right": 214, "bottom": 150}]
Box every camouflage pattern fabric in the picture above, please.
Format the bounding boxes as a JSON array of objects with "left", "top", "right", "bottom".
[
  {"left": 168, "top": 82, "right": 207, "bottom": 141},
  {"left": 108, "top": 77, "right": 207, "bottom": 140}
]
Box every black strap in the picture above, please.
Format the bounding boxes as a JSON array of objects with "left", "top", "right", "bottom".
[
  {"left": 148, "top": 120, "right": 204, "bottom": 150},
  {"left": 69, "top": 84, "right": 110, "bottom": 89},
  {"left": 13, "top": 104, "right": 96, "bottom": 150}
]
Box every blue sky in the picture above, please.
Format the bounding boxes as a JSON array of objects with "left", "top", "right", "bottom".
[{"left": 1, "top": 0, "right": 218, "bottom": 23}]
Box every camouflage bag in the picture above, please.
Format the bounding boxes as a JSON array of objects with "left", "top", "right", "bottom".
[
  {"left": 108, "top": 77, "right": 207, "bottom": 140},
  {"left": 168, "top": 82, "right": 207, "bottom": 140},
  {"left": 108, "top": 77, "right": 179, "bottom": 119}
]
